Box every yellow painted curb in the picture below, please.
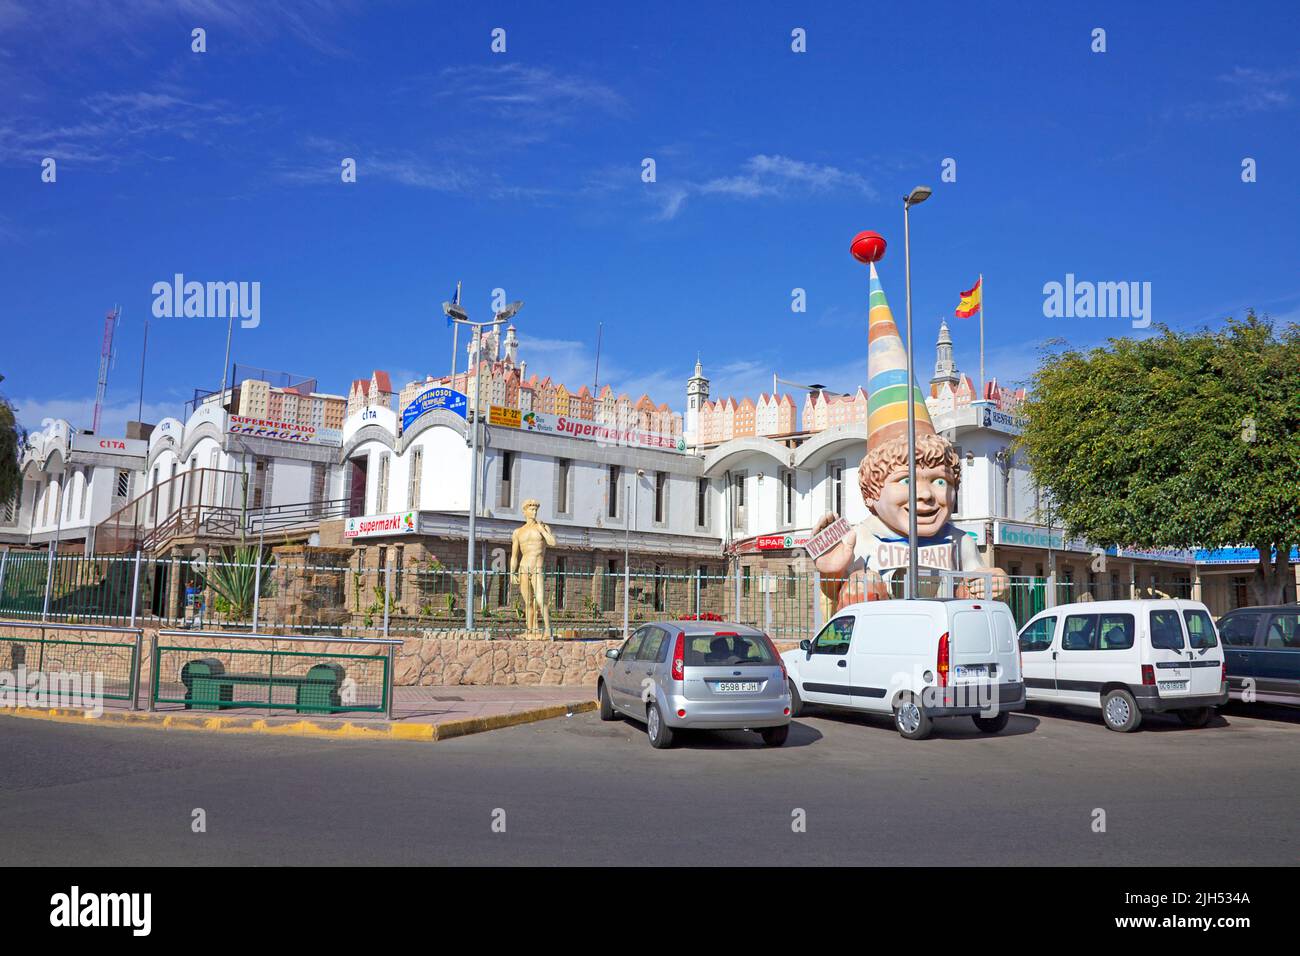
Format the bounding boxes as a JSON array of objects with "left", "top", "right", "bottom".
[{"left": 0, "top": 698, "right": 596, "bottom": 743}]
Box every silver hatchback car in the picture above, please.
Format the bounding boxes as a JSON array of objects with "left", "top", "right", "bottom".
[{"left": 597, "top": 621, "right": 792, "bottom": 748}]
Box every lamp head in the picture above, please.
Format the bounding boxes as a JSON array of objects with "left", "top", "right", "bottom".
[{"left": 905, "top": 185, "right": 933, "bottom": 207}]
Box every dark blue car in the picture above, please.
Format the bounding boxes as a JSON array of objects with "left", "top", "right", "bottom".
[{"left": 1218, "top": 605, "right": 1300, "bottom": 706}]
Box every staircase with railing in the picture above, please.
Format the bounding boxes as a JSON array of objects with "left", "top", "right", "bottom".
[{"left": 94, "top": 467, "right": 348, "bottom": 555}]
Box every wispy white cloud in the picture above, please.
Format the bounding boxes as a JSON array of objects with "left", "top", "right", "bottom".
[
  {"left": 651, "top": 154, "right": 876, "bottom": 221},
  {"left": 0, "top": 83, "right": 249, "bottom": 166},
  {"left": 12, "top": 395, "right": 179, "bottom": 437},
  {"left": 1178, "top": 66, "right": 1297, "bottom": 120},
  {"left": 428, "top": 63, "right": 626, "bottom": 130}
]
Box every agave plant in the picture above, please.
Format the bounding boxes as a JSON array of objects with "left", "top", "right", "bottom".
[{"left": 199, "top": 544, "right": 274, "bottom": 621}]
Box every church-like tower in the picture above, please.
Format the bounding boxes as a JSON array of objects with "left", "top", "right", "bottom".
[
  {"left": 930, "top": 320, "right": 960, "bottom": 394},
  {"left": 685, "top": 356, "right": 709, "bottom": 444}
]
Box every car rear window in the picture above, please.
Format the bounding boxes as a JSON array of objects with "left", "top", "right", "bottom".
[
  {"left": 1182, "top": 609, "right": 1219, "bottom": 649},
  {"left": 1149, "top": 610, "right": 1185, "bottom": 650},
  {"left": 1265, "top": 613, "right": 1300, "bottom": 649},
  {"left": 683, "top": 633, "right": 775, "bottom": 667},
  {"left": 1220, "top": 612, "right": 1261, "bottom": 646}
]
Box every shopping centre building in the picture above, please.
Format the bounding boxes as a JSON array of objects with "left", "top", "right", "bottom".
[{"left": 4, "top": 323, "right": 1294, "bottom": 625}]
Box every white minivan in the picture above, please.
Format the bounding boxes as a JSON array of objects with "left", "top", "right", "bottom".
[
  {"left": 782, "top": 599, "right": 1025, "bottom": 740},
  {"left": 1018, "top": 599, "right": 1228, "bottom": 732}
]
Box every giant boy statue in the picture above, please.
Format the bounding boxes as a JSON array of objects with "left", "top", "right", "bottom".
[
  {"left": 511, "top": 498, "right": 556, "bottom": 634},
  {"left": 812, "top": 263, "right": 1008, "bottom": 613}
]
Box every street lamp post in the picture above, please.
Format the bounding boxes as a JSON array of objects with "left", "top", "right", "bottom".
[
  {"left": 622, "top": 469, "right": 645, "bottom": 641},
  {"left": 442, "top": 295, "right": 522, "bottom": 630},
  {"left": 902, "top": 185, "right": 932, "bottom": 599}
]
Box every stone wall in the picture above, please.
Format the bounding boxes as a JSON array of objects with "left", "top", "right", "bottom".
[{"left": 0, "top": 623, "right": 614, "bottom": 690}]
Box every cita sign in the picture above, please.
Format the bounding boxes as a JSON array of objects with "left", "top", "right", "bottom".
[
  {"left": 229, "top": 415, "right": 341, "bottom": 447},
  {"left": 513, "top": 410, "right": 686, "bottom": 453},
  {"left": 70, "top": 434, "right": 147, "bottom": 456},
  {"left": 344, "top": 511, "right": 420, "bottom": 539},
  {"left": 401, "top": 387, "right": 468, "bottom": 431}
]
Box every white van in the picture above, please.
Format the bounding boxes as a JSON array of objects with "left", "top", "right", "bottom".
[
  {"left": 1018, "top": 599, "right": 1227, "bottom": 732},
  {"left": 782, "top": 599, "right": 1025, "bottom": 740}
]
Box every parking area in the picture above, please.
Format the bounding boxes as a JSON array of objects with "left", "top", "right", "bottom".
[{"left": 1, "top": 697, "right": 1295, "bottom": 866}]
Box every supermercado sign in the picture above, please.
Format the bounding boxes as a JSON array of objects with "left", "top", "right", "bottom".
[
  {"left": 228, "top": 415, "right": 341, "bottom": 447},
  {"left": 344, "top": 511, "right": 419, "bottom": 539},
  {"left": 502, "top": 409, "right": 686, "bottom": 453}
]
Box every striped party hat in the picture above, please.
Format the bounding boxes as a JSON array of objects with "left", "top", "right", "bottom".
[{"left": 867, "top": 262, "right": 934, "bottom": 450}]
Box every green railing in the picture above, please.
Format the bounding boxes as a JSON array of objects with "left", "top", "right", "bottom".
[
  {"left": 0, "top": 623, "right": 143, "bottom": 704},
  {"left": 152, "top": 631, "right": 397, "bottom": 716}
]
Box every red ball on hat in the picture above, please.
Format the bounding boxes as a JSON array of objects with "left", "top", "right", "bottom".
[{"left": 850, "top": 230, "right": 886, "bottom": 263}]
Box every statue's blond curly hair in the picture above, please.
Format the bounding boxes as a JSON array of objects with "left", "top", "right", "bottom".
[{"left": 858, "top": 432, "right": 961, "bottom": 504}]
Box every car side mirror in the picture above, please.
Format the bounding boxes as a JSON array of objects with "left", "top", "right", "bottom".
[
  {"left": 605, "top": 648, "right": 619, "bottom": 660},
  {"left": 799, "top": 640, "right": 810, "bottom": 651}
]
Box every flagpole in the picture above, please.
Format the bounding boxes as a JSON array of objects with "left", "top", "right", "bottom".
[{"left": 979, "top": 272, "right": 985, "bottom": 400}]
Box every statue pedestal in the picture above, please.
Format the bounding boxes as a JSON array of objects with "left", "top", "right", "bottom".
[{"left": 517, "top": 630, "right": 551, "bottom": 642}]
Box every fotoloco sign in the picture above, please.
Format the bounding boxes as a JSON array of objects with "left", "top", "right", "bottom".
[{"left": 498, "top": 408, "right": 686, "bottom": 453}]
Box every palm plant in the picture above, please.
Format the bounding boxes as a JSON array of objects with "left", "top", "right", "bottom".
[{"left": 199, "top": 544, "right": 273, "bottom": 621}]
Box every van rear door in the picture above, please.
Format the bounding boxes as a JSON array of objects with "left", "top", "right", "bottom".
[
  {"left": 1180, "top": 605, "right": 1224, "bottom": 698},
  {"left": 949, "top": 605, "right": 1001, "bottom": 709},
  {"left": 1147, "top": 607, "right": 1192, "bottom": 699}
]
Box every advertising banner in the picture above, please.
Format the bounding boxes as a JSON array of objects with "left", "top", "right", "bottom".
[
  {"left": 401, "top": 387, "right": 468, "bottom": 431},
  {"left": 344, "top": 511, "right": 420, "bottom": 539},
  {"left": 513, "top": 409, "right": 686, "bottom": 453},
  {"left": 228, "top": 415, "right": 342, "bottom": 447},
  {"left": 489, "top": 405, "right": 522, "bottom": 428}
]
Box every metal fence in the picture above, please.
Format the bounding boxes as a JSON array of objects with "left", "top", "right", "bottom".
[
  {"left": 0, "top": 622, "right": 143, "bottom": 705},
  {"left": 0, "top": 549, "right": 1282, "bottom": 639},
  {"left": 152, "top": 631, "right": 395, "bottom": 717}
]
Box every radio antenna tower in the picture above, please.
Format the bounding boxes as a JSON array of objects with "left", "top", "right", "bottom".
[{"left": 92, "top": 305, "right": 121, "bottom": 434}]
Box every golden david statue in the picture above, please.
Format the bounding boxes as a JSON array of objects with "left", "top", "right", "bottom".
[{"left": 510, "top": 498, "right": 556, "bottom": 636}]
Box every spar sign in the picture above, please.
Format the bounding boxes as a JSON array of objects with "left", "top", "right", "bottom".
[{"left": 516, "top": 410, "right": 686, "bottom": 453}]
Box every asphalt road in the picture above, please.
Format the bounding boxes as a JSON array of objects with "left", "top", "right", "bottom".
[{"left": 1, "top": 701, "right": 1296, "bottom": 866}]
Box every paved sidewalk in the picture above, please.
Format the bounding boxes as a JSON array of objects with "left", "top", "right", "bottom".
[{"left": 2, "top": 684, "right": 599, "bottom": 742}]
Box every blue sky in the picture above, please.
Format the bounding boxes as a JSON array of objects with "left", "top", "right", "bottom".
[{"left": 2, "top": 0, "right": 1298, "bottom": 435}]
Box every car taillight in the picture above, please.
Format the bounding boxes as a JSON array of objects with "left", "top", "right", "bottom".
[
  {"left": 1142, "top": 664, "right": 1156, "bottom": 686},
  {"left": 937, "top": 632, "right": 950, "bottom": 687},
  {"left": 671, "top": 631, "right": 685, "bottom": 681},
  {"left": 1221, "top": 662, "right": 1227, "bottom": 685}
]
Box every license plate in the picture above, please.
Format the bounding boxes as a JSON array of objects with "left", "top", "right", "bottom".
[
  {"left": 715, "top": 681, "right": 759, "bottom": 693},
  {"left": 1159, "top": 680, "right": 1188, "bottom": 691},
  {"left": 955, "top": 665, "right": 987, "bottom": 678}
]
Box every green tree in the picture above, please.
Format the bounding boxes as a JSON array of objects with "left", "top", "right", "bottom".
[
  {"left": 1018, "top": 315, "right": 1299, "bottom": 604},
  {"left": 0, "top": 375, "right": 23, "bottom": 509}
]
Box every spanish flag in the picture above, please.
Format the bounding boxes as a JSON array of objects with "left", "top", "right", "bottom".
[{"left": 955, "top": 277, "right": 982, "bottom": 318}]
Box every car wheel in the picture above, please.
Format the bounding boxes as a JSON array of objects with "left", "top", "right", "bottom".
[
  {"left": 788, "top": 680, "right": 805, "bottom": 718},
  {"left": 646, "top": 702, "right": 675, "bottom": 749},
  {"left": 1101, "top": 689, "right": 1142, "bottom": 732},
  {"left": 761, "top": 725, "right": 789, "bottom": 747},
  {"left": 972, "top": 711, "right": 1010, "bottom": 734},
  {"left": 598, "top": 681, "right": 616, "bottom": 721},
  {"left": 1177, "top": 706, "right": 1214, "bottom": 728},
  {"left": 893, "top": 693, "right": 933, "bottom": 740}
]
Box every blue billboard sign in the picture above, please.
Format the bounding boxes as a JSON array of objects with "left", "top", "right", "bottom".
[{"left": 401, "top": 387, "right": 468, "bottom": 431}]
